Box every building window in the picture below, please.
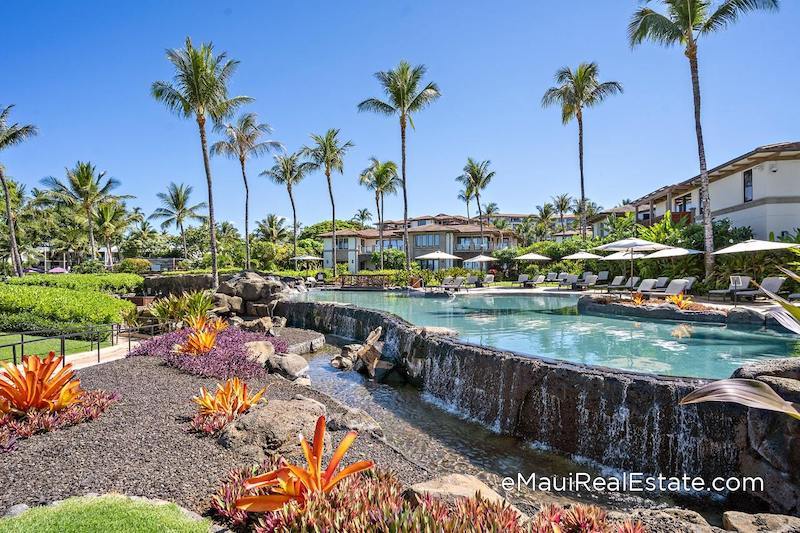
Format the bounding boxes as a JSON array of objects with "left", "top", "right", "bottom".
[
  {"left": 414, "top": 234, "right": 440, "bottom": 247},
  {"left": 336, "top": 238, "right": 349, "bottom": 250},
  {"left": 381, "top": 239, "right": 403, "bottom": 249},
  {"left": 743, "top": 169, "right": 753, "bottom": 203},
  {"left": 417, "top": 259, "right": 438, "bottom": 270},
  {"left": 456, "top": 236, "right": 488, "bottom": 250}
]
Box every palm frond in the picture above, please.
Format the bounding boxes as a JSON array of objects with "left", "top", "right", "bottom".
[
  {"left": 702, "top": 0, "right": 779, "bottom": 34},
  {"left": 628, "top": 7, "right": 685, "bottom": 47}
]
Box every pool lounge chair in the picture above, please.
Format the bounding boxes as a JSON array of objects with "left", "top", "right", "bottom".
[
  {"left": 482, "top": 274, "right": 495, "bottom": 285},
  {"left": 579, "top": 271, "right": 593, "bottom": 282},
  {"left": 575, "top": 274, "right": 599, "bottom": 291},
  {"left": 708, "top": 276, "right": 752, "bottom": 301},
  {"left": 515, "top": 274, "right": 529, "bottom": 287},
  {"left": 641, "top": 279, "right": 688, "bottom": 297},
  {"left": 557, "top": 272, "right": 569, "bottom": 281},
  {"left": 443, "top": 276, "right": 465, "bottom": 291},
  {"left": 633, "top": 279, "right": 657, "bottom": 294},
  {"left": 525, "top": 274, "right": 546, "bottom": 287},
  {"left": 558, "top": 274, "right": 579, "bottom": 290},
  {"left": 733, "top": 276, "right": 786, "bottom": 300},
  {"left": 606, "top": 276, "right": 625, "bottom": 291},
  {"left": 545, "top": 272, "right": 558, "bottom": 282},
  {"left": 440, "top": 276, "right": 453, "bottom": 288},
  {"left": 649, "top": 277, "right": 670, "bottom": 291},
  {"left": 790, "top": 293, "right": 799, "bottom": 301},
  {"left": 595, "top": 271, "right": 609, "bottom": 285},
  {"left": 683, "top": 276, "right": 697, "bottom": 293},
  {"left": 465, "top": 275, "right": 479, "bottom": 287}
]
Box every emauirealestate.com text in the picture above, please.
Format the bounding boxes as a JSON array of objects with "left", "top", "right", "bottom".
[{"left": 502, "top": 473, "right": 763, "bottom": 494}]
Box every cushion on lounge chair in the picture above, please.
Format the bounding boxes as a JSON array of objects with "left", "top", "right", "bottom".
[
  {"left": 635, "top": 279, "right": 657, "bottom": 293},
  {"left": 517, "top": 274, "right": 529, "bottom": 284},
  {"left": 483, "top": 274, "right": 495, "bottom": 284},
  {"left": 596, "top": 271, "right": 609, "bottom": 283},
  {"left": 607, "top": 275, "right": 625, "bottom": 288},
  {"left": 545, "top": 272, "right": 558, "bottom": 282}
]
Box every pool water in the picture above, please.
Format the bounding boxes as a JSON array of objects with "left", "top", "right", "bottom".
[{"left": 297, "top": 290, "right": 799, "bottom": 379}]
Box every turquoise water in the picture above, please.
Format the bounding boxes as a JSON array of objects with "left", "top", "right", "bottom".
[{"left": 297, "top": 290, "right": 799, "bottom": 379}]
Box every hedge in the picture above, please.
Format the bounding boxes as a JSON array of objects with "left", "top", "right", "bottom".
[
  {"left": 6, "top": 273, "right": 144, "bottom": 294},
  {"left": 0, "top": 285, "right": 135, "bottom": 332}
]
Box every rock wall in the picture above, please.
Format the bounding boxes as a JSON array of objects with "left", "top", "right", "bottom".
[{"left": 277, "top": 299, "right": 800, "bottom": 514}]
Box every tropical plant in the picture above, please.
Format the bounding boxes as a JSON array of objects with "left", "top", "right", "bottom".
[
  {"left": 255, "top": 214, "right": 290, "bottom": 244},
  {"left": 0, "top": 105, "right": 37, "bottom": 276},
  {"left": 542, "top": 63, "right": 622, "bottom": 239},
  {"left": 552, "top": 193, "right": 573, "bottom": 235},
  {"left": 666, "top": 293, "right": 693, "bottom": 309},
  {"left": 150, "top": 182, "right": 206, "bottom": 259},
  {"left": 211, "top": 112, "right": 282, "bottom": 270},
  {"left": 0, "top": 352, "right": 83, "bottom": 415},
  {"left": 236, "top": 415, "right": 374, "bottom": 512},
  {"left": 41, "top": 161, "right": 128, "bottom": 261},
  {"left": 183, "top": 291, "right": 216, "bottom": 322},
  {"left": 456, "top": 158, "right": 495, "bottom": 251},
  {"left": 148, "top": 293, "right": 187, "bottom": 325},
  {"left": 484, "top": 202, "right": 499, "bottom": 218},
  {"left": 572, "top": 198, "right": 602, "bottom": 230},
  {"left": 94, "top": 201, "right": 138, "bottom": 267},
  {"left": 632, "top": 292, "right": 646, "bottom": 306},
  {"left": 351, "top": 208, "right": 372, "bottom": 226},
  {"left": 260, "top": 152, "right": 314, "bottom": 262},
  {"left": 358, "top": 60, "right": 441, "bottom": 271},
  {"left": 193, "top": 377, "right": 265, "bottom": 419},
  {"left": 151, "top": 37, "right": 252, "bottom": 288},
  {"left": 681, "top": 378, "right": 800, "bottom": 420},
  {"left": 6, "top": 272, "right": 143, "bottom": 293},
  {"left": 605, "top": 212, "right": 637, "bottom": 240},
  {"left": 176, "top": 328, "right": 219, "bottom": 356},
  {"left": 302, "top": 129, "right": 354, "bottom": 277},
  {"left": 359, "top": 157, "right": 399, "bottom": 269},
  {"left": 457, "top": 186, "right": 474, "bottom": 219},
  {"left": 629, "top": 0, "right": 778, "bottom": 277}
]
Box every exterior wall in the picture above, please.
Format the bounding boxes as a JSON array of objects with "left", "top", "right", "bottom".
[{"left": 322, "top": 237, "right": 359, "bottom": 274}]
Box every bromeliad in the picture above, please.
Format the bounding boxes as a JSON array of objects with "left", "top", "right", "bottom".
[
  {"left": 0, "top": 352, "right": 84, "bottom": 416},
  {"left": 193, "top": 377, "right": 266, "bottom": 418},
  {"left": 236, "top": 415, "right": 374, "bottom": 512},
  {"left": 176, "top": 329, "right": 219, "bottom": 356}
]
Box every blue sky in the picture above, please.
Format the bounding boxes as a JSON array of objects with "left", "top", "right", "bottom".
[{"left": 3, "top": 1, "right": 797, "bottom": 232}]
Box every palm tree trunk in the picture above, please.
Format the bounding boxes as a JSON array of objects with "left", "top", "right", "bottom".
[
  {"left": 326, "top": 169, "right": 337, "bottom": 278},
  {"left": 179, "top": 222, "right": 188, "bottom": 259},
  {"left": 87, "top": 207, "right": 97, "bottom": 260},
  {"left": 376, "top": 191, "right": 383, "bottom": 270},
  {"left": 0, "top": 167, "right": 23, "bottom": 276},
  {"left": 288, "top": 185, "right": 298, "bottom": 270},
  {"left": 239, "top": 158, "right": 251, "bottom": 270},
  {"left": 476, "top": 192, "right": 485, "bottom": 252},
  {"left": 687, "top": 45, "right": 714, "bottom": 278},
  {"left": 560, "top": 213, "right": 565, "bottom": 235},
  {"left": 577, "top": 109, "right": 587, "bottom": 239},
  {"left": 466, "top": 200, "right": 470, "bottom": 220},
  {"left": 106, "top": 241, "right": 114, "bottom": 267},
  {"left": 197, "top": 116, "right": 219, "bottom": 289},
  {"left": 400, "top": 116, "right": 410, "bottom": 272}
]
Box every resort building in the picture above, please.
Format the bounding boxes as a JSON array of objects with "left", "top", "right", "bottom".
[{"left": 591, "top": 142, "right": 800, "bottom": 239}]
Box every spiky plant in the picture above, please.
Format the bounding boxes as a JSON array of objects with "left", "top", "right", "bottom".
[{"left": 0, "top": 352, "right": 83, "bottom": 416}]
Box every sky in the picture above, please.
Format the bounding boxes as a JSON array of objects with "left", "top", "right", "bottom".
[{"left": 2, "top": 0, "right": 798, "bottom": 233}]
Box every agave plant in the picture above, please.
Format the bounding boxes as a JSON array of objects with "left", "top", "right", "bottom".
[
  {"left": 666, "top": 293, "right": 693, "bottom": 310},
  {"left": 236, "top": 415, "right": 374, "bottom": 512},
  {"left": 193, "top": 377, "right": 266, "bottom": 419},
  {"left": 175, "top": 329, "right": 219, "bottom": 356},
  {"left": 0, "top": 352, "right": 84, "bottom": 416}
]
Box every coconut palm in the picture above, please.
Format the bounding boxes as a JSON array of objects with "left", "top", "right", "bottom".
[
  {"left": 359, "top": 157, "right": 399, "bottom": 269},
  {"left": 572, "top": 198, "right": 602, "bottom": 232},
  {"left": 150, "top": 182, "right": 206, "bottom": 259},
  {"left": 552, "top": 193, "right": 572, "bottom": 235},
  {"left": 357, "top": 61, "right": 441, "bottom": 271},
  {"left": 255, "top": 214, "right": 290, "bottom": 243},
  {"left": 455, "top": 159, "right": 495, "bottom": 251},
  {"left": 260, "top": 151, "right": 314, "bottom": 262},
  {"left": 352, "top": 208, "right": 372, "bottom": 226},
  {"left": 211, "top": 112, "right": 282, "bottom": 270},
  {"left": 302, "top": 129, "right": 353, "bottom": 277},
  {"left": 532, "top": 203, "right": 556, "bottom": 230},
  {"left": 484, "top": 202, "right": 499, "bottom": 219},
  {"left": 0, "top": 105, "right": 37, "bottom": 276},
  {"left": 457, "top": 186, "right": 474, "bottom": 219},
  {"left": 628, "top": 0, "right": 779, "bottom": 277},
  {"left": 42, "top": 161, "right": 127, "bottom": 261},
  {"left": 151, "top": 37, "right": 252, "bottom": 288},
  {"left": 541, "top": 63, "right": 622, "bottom": 239},
  {"left": 94, "top": 201, "right": 137, "bottom": 267}
]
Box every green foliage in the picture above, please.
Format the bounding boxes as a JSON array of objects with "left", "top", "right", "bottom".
[
  {"left": 298, "top": 220, "right": 364, "bottom": 241},
  {"left": 7, "top": 273, "right": 144, "bottom": 294},
  {"left": 0, "top": 285, "right": 134, "bottom": 329},
  {"left": 370, "top": 248, "right": 406, "bottom": 270},
  {"left": 148, "top": 291, "right": 212, "bottom": 323},
  {"left": 355, "top": 268, "right": 435, "bottom": 286},
  {"left": 115, "top": 258, "right": 152, "bottom": 274},
  {"left": 71, "top": 259, "right": 106, "bottom": 273}
]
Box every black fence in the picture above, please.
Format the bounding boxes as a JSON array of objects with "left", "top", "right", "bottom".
[{"left": 0, "top": 320, "right": 175, "bottom": 367}]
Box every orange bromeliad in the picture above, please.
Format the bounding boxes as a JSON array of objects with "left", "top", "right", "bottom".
[
  {"left": 236, "top": 415, "right": 375, "bottom": 512},
  {"left": 176, "top": 329, "right": 219, "bottom": 356},
  {"left": 185, "top": 315, "right": 228, "bottom": 334},
  {"left": 666, "top": 293, "right": 693, "bottom": 310},
  {"left": 193, "top": 377, "right": 266, "bottom": 418},
  {"left": 0, "top": 352, "right": 84, "bottom": 416}
]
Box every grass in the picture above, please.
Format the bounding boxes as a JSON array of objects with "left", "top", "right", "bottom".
[
  {"left": 0, "top": 495, "right": 209, "bottom": 533},
  {"left": 0, "top": 332, "right": 112, "bottom": 363}
]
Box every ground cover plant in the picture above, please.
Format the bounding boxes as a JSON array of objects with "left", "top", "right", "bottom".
[
  {"left": 6, "top": 273, "right": 144, "bottom": 294},
  {"left": 0, "top": 285, "right": 134, "bottom": 332}
]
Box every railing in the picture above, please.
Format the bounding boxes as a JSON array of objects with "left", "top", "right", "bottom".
[
  {"left": 360, "top": 245, "right": 404, "bottom": 254},
  {"left": 454, "top": 244, "right": 495, "bottom": 252},
  {"left": 0, "top": 320, "right": 175, "bottom": 367},
  {"left": 638, "top": 211, "right": 694, "bottom": 227},
  {"left": 339, "top": 275, "right": 390, "bottom": 288}
]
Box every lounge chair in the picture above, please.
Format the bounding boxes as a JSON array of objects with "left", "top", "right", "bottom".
[
  {"left": 733, "top": 276, "right": 786, "bottom": 300},
  {"left": 649, "top": 277, "right": 670, "bottom": 291},
  {"left": 790, "top": 293, "right": 799, "bottom": 301},
  {"left": 482, "top": 274, "right": 495, "bottom": 285},
  {"left": 624, "top": 277, "right": 641, "bottom": 291},
  {"left": 642, "top": 279, "right": 688, "bottom": 297},
  {"left": 545, "top": 272, "right": 558, "bottom": 282},
  {"left": 633, "top": 279, "right": 657, "bottom": 294},
  {"left": 525, "top": 274, "right": 546, "bottom": 287},
  {"left": 465, "top": 275, "right": 479, "bottom": 287},
  {"left": 440, "top": 276, "right": 453, "bottom": 288},
  {"left": 596, "top": 271, "right": 609, "bottom": 285},
  {"left": 606, "top": 276, "right": 625, "bottom": 291},
  {"left": 515, "top": 274, "right": 529, "bottom": 287},
  {"left": 557, "top": 272, "right": 569, "bottom": 281},
  {"left": 443, "top": 276, "right": 465, "bottom": 291},
  {"left": 708, "top": 276, "right": 752, "bottom": 301},
  {"left": 575, "top": 274, "right": 599, "bottom": 291},
  {"left": 558, "top": 274, "right": 579, "bottom": 290},
  {"left": 579, "top": 271, "right": 593, "bottom": 282}
]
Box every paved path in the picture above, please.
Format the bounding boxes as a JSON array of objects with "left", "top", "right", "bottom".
[{"left": 64, "top": 337, "right": 140, "bottom": 370}]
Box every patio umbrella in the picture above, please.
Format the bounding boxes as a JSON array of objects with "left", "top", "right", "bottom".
[
  {"left": 596, "top": 238, "right": 668, "bottom": 278},
  {"left": 415, "top": 250, "right": 461, "bottom": 270},
  {"left": 289, "top": 255, "right": 323, "bottom": 277},
  {"left": 712, "top": 239, "right": 799, "bottom": 255},
  {"left": 642, "top": 247, "right": 702, "bottom": 259},
  {"left": 602, "top": 251, "right": 646, "bottom": 261},
  {"left": 562, "top": 251, "right": 603, "bottom": 260},
  {"left": 514, "top": 252, "right": 551, "bottom": 261},
  {"left": 47, "top": 267, "right": 68, "bottom": 274},
  {"left": 463, "top": 254, "right": 495, "bottom": 272}
]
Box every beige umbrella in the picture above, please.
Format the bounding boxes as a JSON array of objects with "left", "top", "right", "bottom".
[
  {"left": 415, "top": 250, "right": 461, "bottom": 270},
  {"left": 642, "top": 247, "right": 702, "bottom": 259},
  {"left": 514, "top": 252, "right": 551, "bottom": 261},
  {"left": 712, "top": 239, "right": 799, "bottom": 255},
  {"left": 602, "top": 251, "right": 646, "bottom": 261},
  {"left": 596, "top": 238, "right": 668, "bottom": 278},
  {"left": 464, "top": 254, "right": 495, "bottom": 263},
  {"left": 562, "top": 251, "right": 603, "bottom": 260}
]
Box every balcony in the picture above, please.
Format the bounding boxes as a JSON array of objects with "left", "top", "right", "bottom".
[
  {"left": 360, "top": 244, "right": 404, "bottom": 254},
  {"left": 454, "top": 243, "right": 495, "bottom": 252},
  {"left": 638, "top": 211, "right": 694, "bottom": 227}
]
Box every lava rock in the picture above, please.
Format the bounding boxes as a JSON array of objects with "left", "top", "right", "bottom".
[
  {"left": 267, "top": 353, "right": 310, "bottom": 380},
  {"left": 244, "top": 340, "right": 276, "bottom": 366},
  {"left": 722, "top": 510, "right": 800, "bottom": 532},
  {"left": 228, "top": 296, "right": 245, "bottom": 314},
  {"left": 326, "top": 406, "right": 383, "bottom": 437},
  {"left": 4, "top": 504, "right": 29, "bottom": 517}
]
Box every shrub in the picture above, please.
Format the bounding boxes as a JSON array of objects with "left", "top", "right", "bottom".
[
  {"left": 148, "top": 291, "right": 213, "bottom": 325},
  {"left": 191, "top": 377, "right": 266, "bottom": 435},
  {"left": 71, "top": 259, "right": 106, "bottom": 273},
  {"left": 370, "top": 248, "right": 406, "bottom": 269},
  {"left": 0, "top": 285, "right": 135, "bottom": 330},
  {"left": 115, "top": 258, "right": 152, "bottom": 273},
  {"left": 7, "top": 273, "right": 144, "bottom": 294}
]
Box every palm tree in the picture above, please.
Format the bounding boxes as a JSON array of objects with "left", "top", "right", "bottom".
[
  {"left": 129, "top": 219, "right": 158, "bottom": 242},
  {"left": 359, "top": 157, "right": 399, "bottom": 270},
  {"left": 629, "top": 0, "right": 778, "bottom": 276},
  {"left": 484, "top": 202, "right": 499, "bottom": 218},
  {"left": 352, "top": 208, "right": 372, "bottom": 226},
  {"left": 302, "top": 129, "right": 353, "bottom": 277},
  {"left": 150, "top": 182, "right": 206, "bottom": 259},
  {"left": 541, "top": 63, "right": 622, "bottom": 239},
  {"left": 457, "top": 186, "right": 474, "bottom": 219},
  {"left": 260, "top": 151, "right": 314, "bottom": 262},
  {"left": 255, "top": 213, "right": 290, "bottom": 243},
  {"left": 94, "top": 201, "right": 136, "bottom": 267},
  {"left": 151, "top": 37, "right": 252, "bottom": 288},
  {"left": 0, "top": 105, "right": 37, "bottom": 276},
  {"left": 358, "top": 61, "right": 441, "bottom": 271},
  {"left": 533, "top": 203, "right": 556, "bottom": 230},
  {"left": 211, "top": 112, "right": 282, "bottom": 270},
  {"left": 552, "top": 193, "right": 572, "bottom": 235},
  {"left": 455, "top": 159, "right": 495, "bottom": 251},
  {"left": 572, "top": 198, "right": 602, "bottom": 233},
  {"left": 42, "top": 161, "right": 126, "bottom": 261}
]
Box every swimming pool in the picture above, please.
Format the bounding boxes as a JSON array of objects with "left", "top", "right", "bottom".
[{"left": 296, "top": 290, "right": 799, "bottom": 379}]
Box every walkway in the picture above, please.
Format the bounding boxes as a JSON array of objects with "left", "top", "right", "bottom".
[{"left": 63, "top": 337, "right": 140, "bottom": 370}]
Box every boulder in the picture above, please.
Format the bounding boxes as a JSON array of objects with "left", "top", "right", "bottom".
[
  {"left": 217, "top": 281, "right": 237, "bottom": 296},
  {"left": 417, "top": 326, "right": 459, "bottom": 337},
  {"left": 241, "top": 316, "right": 276, "bottom": 333},
  {"left": 272, "top": 316, "right": 287, "bottom": 328},
  {"left": 267, "top": 353, "right": 310, "bottom": 379},
  {"left": 407, "top": 474, "right": 510, "bottom": 508},
  {"left": 327, "top": 406, "right": 382, "bottom": 437},
  {"left": 228, "top": 296, "right": 245, "bottom": 314},
  {"left": 246, "top": 302, "right": 272, "bottom": 317},
  {"left": 244, "top": 340, "right": 276, "bottom": 365},
  {"left": 218, "top": 397, "right": 328, "bottom": 462},
  {"left": 212, "top": 292, "right": 230, "bottom": 310},
  {"left": 722, "top": 511, "right": 800, "bottom": 532},
  {"left": 727, "top": 307, "right": 766, "bottom": 326},
  {"left": 4, "top": 504, "right": 29, "bottom": 518},
  {"left": 331, "top": 343, "right": 361, "bottom": 370}
]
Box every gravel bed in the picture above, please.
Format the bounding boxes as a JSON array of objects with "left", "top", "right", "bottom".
[{"left": 0, "top": 356, "right": 422, "bottom": 515}]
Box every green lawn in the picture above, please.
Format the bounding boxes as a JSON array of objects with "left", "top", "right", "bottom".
[
  {"left": 0, "top": 495, "right": 209, "bottom": 533},
  {"left": 0, "top": 332, "right": 112, "bottom": 363}
]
